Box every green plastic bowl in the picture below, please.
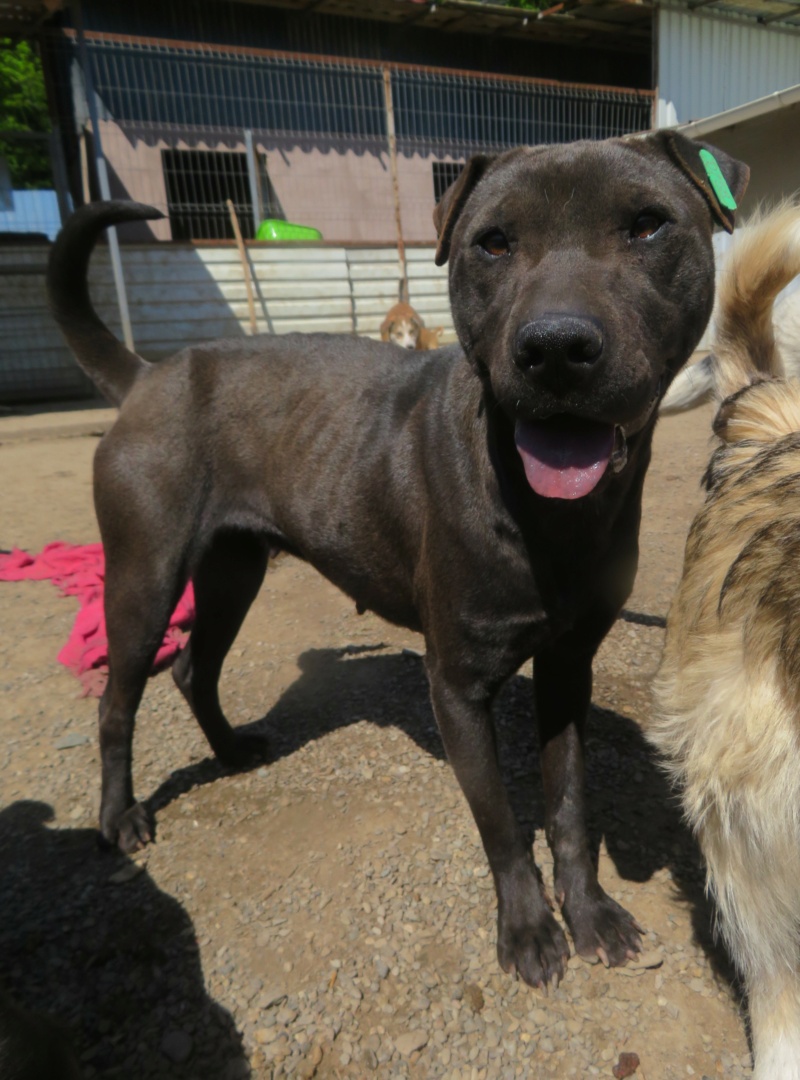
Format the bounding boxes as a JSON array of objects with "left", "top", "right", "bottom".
[{"left": 256, "top": 219, "right": 323, "bottom": 242}]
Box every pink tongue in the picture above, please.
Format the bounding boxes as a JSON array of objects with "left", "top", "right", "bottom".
[{"left": 514, "top": 418, "right": 615, "bottom": 500}]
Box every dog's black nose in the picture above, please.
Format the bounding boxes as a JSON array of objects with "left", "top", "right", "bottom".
[{"left": 515, "top": 315, "right": 604, "bottom": 376}]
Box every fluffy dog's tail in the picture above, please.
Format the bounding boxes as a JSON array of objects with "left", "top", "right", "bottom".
[
  {"left": 659, "top": 204, "right": 800, "bottom": 417},
  {"left": 712, "top": 202, "right": 800, "bottom": 402},
  {"left": 47, "top": 201, "right": 164, "bottom": 406}
]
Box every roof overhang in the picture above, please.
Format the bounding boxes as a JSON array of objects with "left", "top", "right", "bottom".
[
  {"left": 677, "top": 82, "right": 800, "bottom": 137},
  {"left": 0, "top": 0, "right": 62, "bottom": 38},
  {"left": 248, "top": 0, "right": 800, "bottom": 40},
  {"left": 257, "top": 0, "right": 654, "bottom": 53},
  {"left": 670, "top": 0, "right": 800, "bottom": 31}
]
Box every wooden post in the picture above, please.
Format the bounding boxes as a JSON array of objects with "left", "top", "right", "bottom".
[
  {"left": 78, "top": 128, "right": 91, "bottom": 204},
  {"left": 227, "top": 198, "right": 258, "bottom": 335},
  {"left": 382, "top": 67, "right": 409, "bottom": 305}
]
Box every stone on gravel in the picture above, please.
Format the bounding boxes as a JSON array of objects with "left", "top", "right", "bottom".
[
  {"left": 108, "top": 862, "right": 146, "bottom": 885},
  {"left": 628, "top": 950, "right": 663, "bottom": 970},
  {"left": 160, "top": 1029, "right": 193, "bottom": 1064},
  {"left": 612, "top": 1051, "right": 641, "bottom": 1078},
  {"left": 394, "top": 1030, "right": 429, "bottom": 1056},
  {"left": 55, "top": 733, "right": 90, "bottom": 749}
]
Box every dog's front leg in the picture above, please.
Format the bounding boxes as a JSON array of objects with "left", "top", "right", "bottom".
[
  {"left": 428, "top": 664, "right": 570, "bottom": 988},
  {"left": 534, "top": 642, "right": 642, "bottom": 967}
]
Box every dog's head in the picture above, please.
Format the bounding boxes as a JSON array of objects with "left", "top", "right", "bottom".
[
  {"left": 434, "top": 132, "right": 749, "bottom": 500},
  {"left": 381, "top": 303, "right": 423, "bottom": 350}
]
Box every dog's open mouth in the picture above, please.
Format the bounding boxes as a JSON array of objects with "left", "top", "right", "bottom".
[
  {"left": 514, "top": 379, "right": 662, "bottom": 500},
  {"left": 514, "top": 416, "right": 619, "bottom": 500}
]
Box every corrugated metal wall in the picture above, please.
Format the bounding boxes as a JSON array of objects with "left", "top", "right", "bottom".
[
  {"left": 657, "top": 6, "right": 800, "bottom": 125},
  {"left": 0, "top": 243, "right": 455, "bottom": 401}
]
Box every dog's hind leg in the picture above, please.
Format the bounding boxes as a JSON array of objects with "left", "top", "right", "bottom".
[
  {"left": 748, "top": 969, "right": 800, "bottom": 1080},
  {"left": 172, "top": 530, "right": 270, "bottom": 767},
  {"left": 98, "top": 551, "right": 188, "bottom": 852},
  {"left": 697, "top": 748, "right": 800, "bottom": 1080},
  {"left": 534, "top": 641, "right": 642, "bottom": 967}
]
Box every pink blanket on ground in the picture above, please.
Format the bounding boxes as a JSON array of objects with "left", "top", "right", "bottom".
[{"left": 0, "top": 541, "right": 194, "bottom": 697}]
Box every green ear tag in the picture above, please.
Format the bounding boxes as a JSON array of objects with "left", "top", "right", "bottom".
[{"left": 699, "top": 148, "right": 737, "bottom": 211}]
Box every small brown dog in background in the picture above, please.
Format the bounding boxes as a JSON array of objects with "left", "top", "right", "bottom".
[
  {"left": 651, "top": 203, "right": 800, "bottom": 1080},
  {"left": 380, "top": 302, "right": 443, "bottom": 350}
]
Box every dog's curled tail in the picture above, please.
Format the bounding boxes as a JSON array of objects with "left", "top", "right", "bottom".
[
  {"left": 713, "top": 202, "right": 800, "bottom": 402},
  {"left": 47, "top": 201, "right": 164, "bottom": 406}
]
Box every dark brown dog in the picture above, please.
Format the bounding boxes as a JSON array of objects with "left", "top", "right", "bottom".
[{"left": 47, "top": 131, "right": 747, "bottom": 989}]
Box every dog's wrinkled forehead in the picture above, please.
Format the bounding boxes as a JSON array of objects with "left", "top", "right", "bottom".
[
  {"left": 433, "top": 133, "right": 749, "bottom": 266},
  {"left": 465, "top": 143, "right": 666, "bottom": 225}
]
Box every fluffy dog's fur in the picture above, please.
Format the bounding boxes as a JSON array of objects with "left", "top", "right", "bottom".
[
  {"left": 650, "top": 203, "right": 800, "bottom": 1079},
  {"left": 660, "top": 265, "right": 800, "bottom": 414},
  {"left": 379, "top": 302, "right": 443, "bottom": 350}
]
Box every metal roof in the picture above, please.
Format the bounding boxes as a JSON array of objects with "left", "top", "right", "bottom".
[
  {"left": 679, "top": 0, "right": 800, "bottom": 30},
  {"left": 259, "top": 0, "right": 654, "bottom": 52},
  {"left": 4, "top": 0, "right": 798, "bottom": 50},
  {"left": 677, "top": 80, "right": 800, "bottom": 134}
]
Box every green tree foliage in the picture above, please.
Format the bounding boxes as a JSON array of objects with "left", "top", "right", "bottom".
[
  {"left": 0, "top": 37, "right": 51, "bottom": 189},
  {"left": 504, "top": 0, "right": 552, "bottom": 10}
]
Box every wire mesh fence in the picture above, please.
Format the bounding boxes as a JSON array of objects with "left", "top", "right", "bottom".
[{"left": 41, "top": 29, "right": 654, "bottom": 245}]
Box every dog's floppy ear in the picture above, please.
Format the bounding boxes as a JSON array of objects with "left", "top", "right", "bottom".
[
  {"left": 659, "top": 131, "right": 749, "bottom": 234},
  {"left": 433, "top": 155, "right": 495, "bottom": 266}
]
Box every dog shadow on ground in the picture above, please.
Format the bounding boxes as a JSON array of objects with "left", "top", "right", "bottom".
[
  {"left": 0, "top": 800, "right": 249, "bottom": 1079},
  {"left": 144, "top": 637, "right": 740, "bottom": 1001}
]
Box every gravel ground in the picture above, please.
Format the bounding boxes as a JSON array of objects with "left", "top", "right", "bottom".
[{"left": 0, "top": 399, "right": 754, "bottom": 1078}]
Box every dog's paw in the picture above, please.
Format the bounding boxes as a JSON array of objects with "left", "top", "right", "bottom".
[
  {"left": 98, "top": 801, "right": 153, "bottom": 854},
  {"left": 215, "top": 730, "right": 271, "bottom": 769},
  {"left": 496, "top": 909, "right": 571, "bottom": 989},
  {"left": 562, "top": 889, "right": 642, "bottom": 967}
]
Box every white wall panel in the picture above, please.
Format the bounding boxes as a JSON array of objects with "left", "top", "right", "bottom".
[
  {"left": 0, "top": 242, "right": 456, "bottom": 399},
  {"left": 657, "top": 6, "right": 800, "bottom": 125}
]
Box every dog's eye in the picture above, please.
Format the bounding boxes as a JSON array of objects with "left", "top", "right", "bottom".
[
  {"left": 477, "top": 229, "right": 511, "bottom": 257},
  {"left": 631, "top": 213, "right": 664, "bottom": 240}
]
